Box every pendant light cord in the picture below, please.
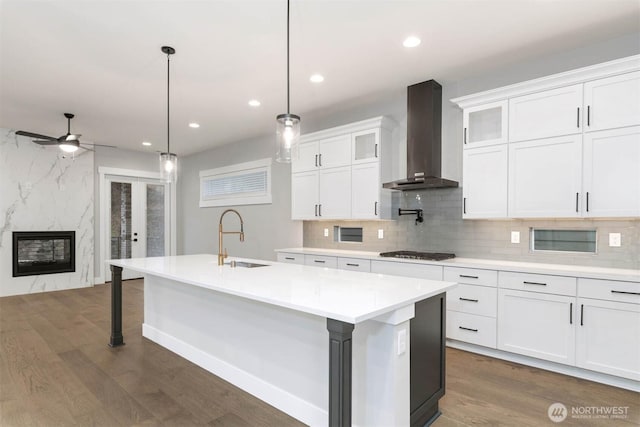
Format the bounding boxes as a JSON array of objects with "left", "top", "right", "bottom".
[
  {"left": 167, "top": 51, "right": 171, "bottom": 154},
  {"left": 286, "top": 0, "right": 290, "bottom": 115}
]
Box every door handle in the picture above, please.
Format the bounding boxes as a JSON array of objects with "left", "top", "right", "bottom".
[
  {"left": 318, "top": 153, "right": 322, "bottom": 167},
  {"left": 464, "top": 127, "right": 467, "bottom": 144},
  {"left": 374, "top": 143, "right": 378, "bottom": 158},
  {"left": 315, "top": 154, "right": 318, "bottom": 167},
  {"left": 458, "top": 326, "right": 478, "bottom": 332},
  {"left": 318, "top": 204, "right": 322, "bottom": 216},
  {"left": 577, "top": 107, "right": 580, "bottom": 128},
  {"left": 459, "top": 297, "right": 479, "bottom": 303},
  {"left": 314, "top": 204, "right": 318, "bottom": 216},
  {"left": 569, "top": 302, "right": 573, "bottom": 324},
  {"left": 587, "top": 105, "right": 591, "bottom": 127},
  {"left": 374, "top": 201, "right": 378, "bottom": 216},
  {"left": 133, "top": 238, "right": 138, "bottom": 242}
]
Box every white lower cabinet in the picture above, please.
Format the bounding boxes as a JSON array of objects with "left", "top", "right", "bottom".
[
  {"left": 277, "top": 252, "right": 304, "bottom": 265},
  {"left": 337, "top": 257, "right": 371, "bottom": 272},
  {"left": 447, "top": 311, "right": 497, "bottom": 348},
  {"left": 497, "top": 289, "right": 576, "bottom": 365},
  {"left": 303, "top": 254, "right": 338, "bottom": 269}
]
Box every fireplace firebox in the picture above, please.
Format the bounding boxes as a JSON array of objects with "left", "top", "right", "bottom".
[{"left": 13, "top": 231, "right": 75, "bottom": 277}]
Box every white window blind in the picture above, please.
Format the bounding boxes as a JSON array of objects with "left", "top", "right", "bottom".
[{"left": 199, "top": 158, "right": 272, "bottom": 207}]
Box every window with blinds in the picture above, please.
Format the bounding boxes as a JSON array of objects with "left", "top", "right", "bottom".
[{"left": 199, "top": 158, "right": 272, "bottom": 207}]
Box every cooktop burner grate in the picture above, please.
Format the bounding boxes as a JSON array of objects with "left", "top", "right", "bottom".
[{"left": 379, "top": 250, "right": 455, "bottom": 261}]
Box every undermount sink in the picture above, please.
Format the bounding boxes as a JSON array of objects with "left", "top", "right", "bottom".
[{"left": 226, "top": 261, "right": 269, "bottom": 268}]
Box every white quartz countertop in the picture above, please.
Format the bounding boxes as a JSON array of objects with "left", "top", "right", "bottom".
[
  {"left": 107, "top": 254, "right": 456, "bottom": 324},
  {"left": 276, "top": 248, "right": 640, "bottom": 282}
]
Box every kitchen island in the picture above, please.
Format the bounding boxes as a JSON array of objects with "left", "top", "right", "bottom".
[{"left": 107, "top": 254, "right": 457, "bottom": 426}]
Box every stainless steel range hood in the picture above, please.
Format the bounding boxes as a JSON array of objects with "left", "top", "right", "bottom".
[{"left": 383, "top": 80, "right": 458, "bottom": 190}]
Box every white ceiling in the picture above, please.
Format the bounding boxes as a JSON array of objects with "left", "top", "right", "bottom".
[{"left": 1, "top": 0, "right": 638, "bottom": 156}]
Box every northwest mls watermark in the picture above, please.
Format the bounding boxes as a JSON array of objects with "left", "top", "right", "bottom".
[{"left": 548, "top": 402, "right": 630, "bottom": 423}]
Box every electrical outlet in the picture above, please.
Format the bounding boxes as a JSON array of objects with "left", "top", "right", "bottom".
[
  {"left": 511, "top": 231, "right": 520, "bottom": 244},
  {"left": 609, "top": 233, "right": 621, "bottom": 247},
  {"left": 323, "top": 228, "right": 329, "bottom": 237},
  {"left": 378, "top": 229, "right": 384, "bottom": 239},
  {"left": 397, "top": 329, "right": 407, "bottom": 355}
]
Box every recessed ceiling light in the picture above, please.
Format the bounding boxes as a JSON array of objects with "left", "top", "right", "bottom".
[
  {"left": 189, "top": 122, "right": 200, "bottom": 128},
  {"left": 142, "top": 141, "right": 152, "bottom": 146},
  {"left": 248, "top": 99, "right": 261, "bottom": 107},
  {"left": 403, "top": 36, "right": 421, "bottom": 48},
  {"left": 310, "top": 74, "right": 324, "bottom": 83}
]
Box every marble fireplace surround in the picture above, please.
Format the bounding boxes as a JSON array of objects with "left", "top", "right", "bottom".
[{"left": 0, "top": 129, "right": 94, "bottom": 297}]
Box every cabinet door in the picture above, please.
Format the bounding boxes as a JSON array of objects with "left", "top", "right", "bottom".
[
  {"left": 462, "top": 145, "right": 508, "bottom": 218},
  {"left": 463, "top": 100, "right": 508, "bottom": 148},
  {"left": 576, "top": 298, "right": 640, "bottom": 381},
  {"left": 291, "top": 171, "right": 318, "bottom": 220},
  {"left": 584, "top": 71, "right": 640, "bottom": 132},
  {"left": 583, "top": 126, "right": 640, "bottom": 217},
  {"left": 351, "top": 162, "right": 380, "bottom": 219},
  {"left": 498, "top": 289, "right": 575, "bottom": 365},
  {"left": 319, "top": 135, "right": 351, "bottom": 169},
  {"left": 509, "top": 84, "right": 583, "bottom": 142},
  {"left": 277, "top": 252, "right": 305, "bottom": 264},
  {"left": 318, "top": 166, "right": 351, "bottom": 219},
  {"left": 352, "top": 128, "right": 380, "bottom": 164},
  {"left": 508, "top": 135, "right": 582, "bottom": 218},
  {"left": 292, "top": 141, "right": 320, "bottom": 173}
]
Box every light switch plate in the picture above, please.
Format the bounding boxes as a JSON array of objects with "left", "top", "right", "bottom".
[
  {"left": 378, "top": 229, "right": 384, "bottom": 239},
  {"left": 609, "top": 233, "right": 621, "bottom": 247},
  {"left": 323, "top": 228, "right": 329, "bottom": 237},
  {"left": 397, "top": 329, "right": 407, "bottom": 355},
  {"left": 511, "top": 231, "right": 520, "bottom": 244}
]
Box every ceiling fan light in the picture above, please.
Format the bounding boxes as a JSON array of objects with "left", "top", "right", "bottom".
[{"left": 59, "top": 142, "right": 79, "bottom": 153}]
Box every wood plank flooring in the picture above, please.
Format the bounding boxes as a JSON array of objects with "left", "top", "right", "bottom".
[{"left": 1, "top": 280, "right": 638, "bottom": 426}]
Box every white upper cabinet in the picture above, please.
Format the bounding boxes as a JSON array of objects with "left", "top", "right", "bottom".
[
  {"left": 509, "top": 84, "right": 583, "bottom": 142},
  {"left": 462, "top": 145, "right": 508, "bottom": 218},
  {"left": 583, "top": 126, "right": 640, "bottom": 217},
  {"left": 319, "top": 135, "right": 351, "bottom": 169},
  {"left": 508, "top": 135, "right": 582, "bottom": 218},
  {"left": 584, "top": 71, "right": 640, "bottom": 132},
  {"left": 318, "top": 167, "right": 351, "bottom": 219},
  {"left": 463, "top": 100, "right": 508, "bottom": 148},
  {"left": 352, "top": 129, "right": 380, "bottom": 164},
  {"left": 291, "top": 171, "right": 319, "bottom": 220},
  {"left": 351, "top": 162, "right": 381, "bottom": 219},
  {"left": 292, "top": 142, "right": 320, "bottom": 173}
]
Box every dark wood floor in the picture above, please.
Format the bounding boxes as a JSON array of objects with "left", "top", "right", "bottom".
[{"left": 1, "top": 280, "right": 638, "bottom": 426}]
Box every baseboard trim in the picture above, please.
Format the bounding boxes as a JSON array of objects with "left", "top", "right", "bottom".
[
  {"left": 94, "top": 276, "right": 105, "bottom": 285},
  {"left": 142, "top": 323, "right": 327, "bottom": 426},
  {"left": 446, "top": 340, "right": 640, "bottom": 392}
]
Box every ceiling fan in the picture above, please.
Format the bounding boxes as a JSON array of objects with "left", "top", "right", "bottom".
[{"left": 16, "top": 113, "right": 116, "bottom": 153}]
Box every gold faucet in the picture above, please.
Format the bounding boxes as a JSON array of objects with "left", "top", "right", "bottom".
[{"left": 218, "top": 209, "right": 245, "bottom": 265}]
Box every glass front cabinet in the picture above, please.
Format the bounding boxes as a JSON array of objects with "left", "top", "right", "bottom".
[{"left": 463, "top": 100, "right": 508, "bottom": 148}]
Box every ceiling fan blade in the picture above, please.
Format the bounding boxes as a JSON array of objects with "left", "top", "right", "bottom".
[
  {"left": 33, "top": 140, "right": 60, "bottom": 146},
  {"left": 78, "top": 145, "right": 94, "bottom": 152},
  {"left": 16, "top": 130, "right": 57, "bottom": 140},
  {"left": 81, "top": 142, "right": 117, "bottom": 148}
]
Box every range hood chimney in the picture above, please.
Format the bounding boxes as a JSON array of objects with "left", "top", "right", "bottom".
[{"left": 383, "top": 80, "right": 458, "bottom": 190}]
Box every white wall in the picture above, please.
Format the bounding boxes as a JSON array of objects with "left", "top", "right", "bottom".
[{"left": 0, "top": 130, "right": 94, "bottom": 296}]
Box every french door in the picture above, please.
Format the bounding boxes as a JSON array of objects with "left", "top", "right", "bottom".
[{"left": 107, "top": 176, "right": 170, "bottom": 280}]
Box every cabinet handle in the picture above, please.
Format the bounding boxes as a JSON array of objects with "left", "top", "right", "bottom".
[
  {"left": 575, "top": 192, "right": 579, "bottom": 213},
  {"left": 459, "top": 297, "right": 479, "bottom": 303},
  {"left": 318, "top": 204, "right": 322, "bottom": 216},
  {"left": 374, "top": 143, "right": 378, "bottom": 158},
  {"left": 346, "top": 263, "right": 359, "bottom": 267},
  {"left": 314, "top": 204, "right": 318, "bottom": 216},
  {"left": 569, "top": 302, "right": 573, "bottom": 325},
  {"left": 463, "top": 197, "right": 467, "bottom": 214},
  {"left": 374, "top": 201, "right": 378, "bottom": 216},
  {"left": 580, "top": 304, "right": 584, "bottom": 326},
  {"left": 577, "top": 107, "right": 580, "bottom": 128},
  {"left": 133, "top": 238, "right": 138, "bottom": 242},
  {"left": 319, "top": 153, "right": 322, "bottom": 166},
  {"left": 285, "top": 257, "right": 295, "bottom": 260},
  {"left": 459, "top": 274, "right": 479, "bottom": 279},
  {"left": 587, "top": 105, "right": 591, "bottom": 127},
  {"left": 315, "top": 154, "right": 318, "bottom": 167},
  {"left": 314, "top": 260, "right": 326, "bottom": 264},
  {"left": 611, "top": 290, "right": 640, "bottom": 296},
  {"left": 523, "top": 281, "right": 547, "bottom": 286},
  {"left": 464, "top": 127, "right": 467, "bottom": 144},
  {"left": 586, "top": 192, "right": 589, "bottom": 212},
  {"left": 459, "top": 326, "right": 478, "bottom": 332}
]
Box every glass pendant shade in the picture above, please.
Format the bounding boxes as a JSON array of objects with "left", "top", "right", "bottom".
[
  {"left": 276, "top": 113, "right": 300, "bottom": 163},
  {"left": 159, "top": 152, "right": 177, "bottom": 183}
]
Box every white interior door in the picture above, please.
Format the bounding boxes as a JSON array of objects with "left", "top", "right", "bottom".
[{"left": 107, "top": 176, "right": 170, "bottom": 280}]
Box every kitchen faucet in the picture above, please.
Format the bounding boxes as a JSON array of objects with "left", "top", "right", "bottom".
[{"left": 218, "top": 209, "right": 245, "bottom": 265}]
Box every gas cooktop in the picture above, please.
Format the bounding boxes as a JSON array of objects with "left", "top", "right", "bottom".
[{"left": 379, "top": 250, "right": 455, "bottom": 261}]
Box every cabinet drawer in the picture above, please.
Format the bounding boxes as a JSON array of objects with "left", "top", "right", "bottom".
[
  {"left": 304, "top": 254, "right": 337, "bottom": 268},
  {"left": 371, "top": 260, "right": 443, "bottom": 280},
  {"left": 277, "top": 252, "right": 304, "bottom": 265},
  {"left": 337, "top": 257, "right": 371, "bottom": 272},
  {"left": 578, "top": 278, "right": 640, "bottom": 304},
  {"left": 444, "top": 267, "right": 498, "bottom": 287},
  {"left": 499, "top": 271, "right": 576, "bottom": 296},
  {"left": 447, "top": 285, "right": 497, "bottom": 317},
  {"left": 446, "top": 311, "right": 497, "bottom": 348}
]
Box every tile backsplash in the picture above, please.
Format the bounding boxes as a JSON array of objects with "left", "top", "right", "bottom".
[{"left": 303, "top": 188, "right": 639, "bottom": 270}]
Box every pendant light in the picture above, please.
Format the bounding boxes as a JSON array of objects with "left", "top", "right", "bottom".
[
  {"left": 275, "top": 0, "right": 300, "bottom": 163},
  {"left": 160, "top": 46, "right": 177, "bottom": 183}
]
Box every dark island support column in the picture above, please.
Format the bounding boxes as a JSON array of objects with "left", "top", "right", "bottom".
[
  {"left": 109, "top": 265, "right": 125, "bottom": 347},
  {"left": 327, "top": 318, "right": 354, "bottom": 427}
]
